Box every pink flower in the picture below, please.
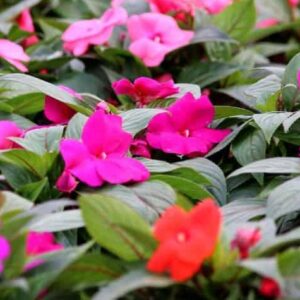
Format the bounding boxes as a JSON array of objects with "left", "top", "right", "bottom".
[
  {"left": 0, "top": 39, "right": 30, "bottom": 72},
  {"left": 56, "top": 170, "right": 78, "bottom": 193},
  {"left": 127, "top": 13, "right": 194, "bottom": 67},
  {"left": 131, "top": 138, "right": 151, "bottom": 158},
  {"left": 44, "top": 85, "right": 82, "bottom": 124},
  {"left": 289, "top": 0, "right": 299, "bottom": 7},
  {"left": 0, "top": 121, "right": 24, "bottom": 150},
  {"left": 112, "top": 0, "right": 124, "bottom": 7},
  {"left": 200, "top": 0, "right": 233, "bottom": 14},
  {"left": 16, "top": 9, "right": 39, "bottom": 48},
  {"left": 26, "top": 232, "right": 63, "bottom": 256},
  {"left": 25, "top": 232, "right": 63, "bottom": 271},
  {"left": 256, "top": 18, "right": 279, "bottom": 29},
  {"left": 0, "top": 236, "right": 10, "bottom": 273},
  {"left": 146, "top": 93, "right": 231, "bottom": 156},
  {"left": 148, "top": 0, "right": 232, "bottom": 16},
  {"left": 112, "top": 77, "right": 179, "bottom": 107},
  {"left": 58, "top": 110, "right": 149, "bottom": 188},
  {"left": 231, "top": 228, "right": 261, "bottom": 259},
  {"left": 62, "top": 7, "right": 127, "bottom": 56}
]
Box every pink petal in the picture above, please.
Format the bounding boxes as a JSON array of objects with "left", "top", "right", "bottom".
[
  {"left": 56, "top": 170, "right": 78, "bottom": 193},
  {"left": 4, "top": 58, "right": 28, "bottom": 72},
  {"left": 0, "top": 121, "right": 23, "bottom": 150},
  {"left": 0, "top": 236, "right": 10, "bottom": 260},
  {"left": 96, "top": 157, "right": 149, "bottom": 184},
  {"left": 0, "top": 39, "right": 30, "bottom": 62},
  {"left": 82, "top": 110, "right": 132, "bottom": 157},
  {"left": 44, "top": 96, "right": 76, "bottom": 124},
  {"left": 60, "top": 139, "right": 103, "bottom": 187},
  {"left": 192, "top": 128, "right": 231, "bottom": 143},
  {"left": 129, "top": 38, "right": 169, "bottom": 67},
  {"left": 168, "top": 94, "right": 215, "bottom": 131},
  {"left": 112, "top": 78, "right": 136, "bottom": 96}
]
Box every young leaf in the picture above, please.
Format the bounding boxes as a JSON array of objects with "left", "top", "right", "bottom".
[{"left": 79, "top": 193, "right": 156, "bottom": 261}]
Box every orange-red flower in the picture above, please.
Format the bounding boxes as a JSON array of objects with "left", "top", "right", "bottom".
[{"left": 147, "top": 199, "right": 221, "bottom": 281}]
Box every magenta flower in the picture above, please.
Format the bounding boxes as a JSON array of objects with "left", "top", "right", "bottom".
[
  {"left": 56, "top": 170, "right": 78, "bottom": 193},
  {"left": 127, "top": 13, "right": 194, "bottom": 67},
  {"left": 44, "top": 85, "right": 82, "bottom": 124},
  {"left": 112, "top": 77, "right": 179, "bottom": 107},
  {"left": 0, "top": 236, "right": 10, "bottom": 273},
  {"left": 58, "top": 110, "right": 149, "bottom": 189},
  {"left": 62, "top": 7, "right": 127, "bottom": 56},
  {"left": 0, "top": 39, "right": 30, "bottom": 72},
  {"left": 0, "top": 121, "right": 24, "bottom": 150},
  {"left": 289, "top": 0, "right": 299, "bottom": 7},
  {"left": 26, "top": 232, "right": 63, "bottom": 256},
  {"left": 146, "top": 93, "right": 231, "bottom": 156},
  {"left": 16, "top": 9, "right": 39, "bottom": 48},
  {"left": 131, "top": 138, "right": 151, "bottom": 158},
  {"left": 25, "top": 232, "right": 63, "bottom": 271}
]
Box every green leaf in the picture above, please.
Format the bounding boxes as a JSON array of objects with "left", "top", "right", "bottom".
[
  {"left": 228, "top": 158, "right": 300, "bottom": 178},
  {"left": 121, "top": 108, "right": 163, "bottom": 136},
  {"left": 215, "top": 106, "right": 253, "bottom": 119},
  {"left": 137, "top": 158, "right": 177, "bottom": 173},
  {"left": 0, "top": 149, "right": 55, "bottom": 178},
  {"left": 245, "top": 75, "right": 281, "bottom": 110},
  {"left": 151, "top": 175, "right": 212, "bottom": 200},
  {"left": 0, "top": 74, "right": 90, "bottom": 115},
  {"left": 101, "top": 181, "right": 176, "bottom": 223},
  {"left": 174, "top": 84, "right": 201, "bottom": 99},
  {"left": 213, "top": 0, "right": 256, "bottom": 42},
  {"left": 79, "top": 193, "right": 156, "bottom": 261},
  {"left": 0, "top": 112, "right": 35, "bottom": 129},
  {"left": 92, "top": 269, "right": 172, "bottom": 300},
  {"left": 206, "top": 120, "right": 251, "bottom": 157},
  {"left": 28, "top": 243, "right": 91, "bottom": 298},
  {"left": 222, "top": 199, "right": 266, "bottom": 225},
  {"left": 140, "top": 158, "right": 226, "bottom": 204},
  {"left": 0, "top": 162, "right": 38, "bottom": 190},
  {"left": 29, "top": 209, "right": 84, "bottom": 232},
  {"left": 267, "top": 176, "right": 300, "bottom": 220},
  {"left": 278, "top": 248, "right": 300, "bottom": 298},
  {"left": 177, "top": 158, "right": 227, "bottom": 205},
  {"left": 0, "top": 191, "right": 33, "bottom": 215},
  {"left": 54, "top": 253, "right": 124, "bottom": 290},
  {"left": 4, "top": 93, "right": 44, "bottom": 115},
  {"left": 11, "top": 126, "right": 64, "bottom": 155},
  {"left": 178, "top": 61, "right": 242, "bottom": 87},
  {"left": 65, "top": 113, "right": 88, "bottom": 139},
  {"left": 0, "top": 0, "right": 41, "bottom": 21},
  {"left": 17, "top": 178, "right": 48, "bottom": 202},
  {"left": 4, "top": 233, "right": 27, "bottom": 279},
  {"left": 240, "top": 258, "right": 283, "bottom": 285},
  {"left": 253, "top": 112, "right": 292, "bottom": 143},
  {"left": 232, "top": 127, "right": 266, "bottom": 184},
  {"left": 282, "top": 53, "right": 300, "bottom": 110}
]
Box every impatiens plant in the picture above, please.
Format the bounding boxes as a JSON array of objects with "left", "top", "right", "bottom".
[{"left": 2, "top": 0, "right": 300, "bottom": 299}]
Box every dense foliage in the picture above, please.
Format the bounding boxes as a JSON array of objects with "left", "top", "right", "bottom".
[{"left": 2, "top": 0, "right": 300, "bottom": 299}]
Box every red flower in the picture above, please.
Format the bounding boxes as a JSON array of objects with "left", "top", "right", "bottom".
[
  {"left": 231, "top": 228, "right": 261, "bottom": 259},
  {"left": 147, "top": 199, "right": 221, "bottom": 281},
  {"left": 259, "top": 278, "right": 281, "bottom": 298}
]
